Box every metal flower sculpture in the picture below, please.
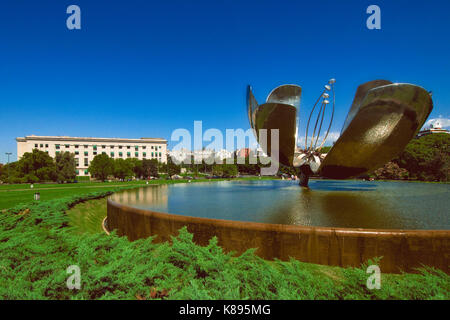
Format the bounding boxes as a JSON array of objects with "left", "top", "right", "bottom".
[
  {"left": 247, "top": 79, "right": 433, "bottom": 187},
  {"left": 247, "top": 84, "right": 302, "bottom": 167}
]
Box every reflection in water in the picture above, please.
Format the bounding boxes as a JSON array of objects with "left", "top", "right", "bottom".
[
  {"left": 111, "top": 180, "right": 450, "bottom": 230},
  {"left": 312, "top": 180, "right": 377, "bottom": 192},
  {"left": 111, "top": 185, "right": 169, "bottom": 211}
]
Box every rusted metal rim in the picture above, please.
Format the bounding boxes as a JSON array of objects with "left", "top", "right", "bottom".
[{"left": 106, "top": 196, "right": 450, "bottom": 274}]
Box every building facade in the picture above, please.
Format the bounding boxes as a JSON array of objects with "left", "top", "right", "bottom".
[
  {"left": 417, "top": 120, "right": 449, "bottom": 138},
  {"left": 168, "top": 148, "right": 235, "bottom": 164},
  {"left": 16, "top": 135, "right": 167, "bottom": 176}
]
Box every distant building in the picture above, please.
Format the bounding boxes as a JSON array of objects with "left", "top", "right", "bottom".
[
  {"left": 215, "top": 149, "right": 233, "bottom": 161},
  {"left": 193, "top": 149, "right": 215, "bottom": 161},
  {"left": 417, "top": 120, "right": 449, "bottom": 138},
  {"left": 16, "top": 135, "right": 167, "bottom": 177},
  {"left": 236, "top": 148, "right": 251, "bottom": 158},
  {"left": 168, "top": 148, "right": 192, "bottom": 163},
  {"left": 169, "top": 148, "right": 234, "bottom": 163}
]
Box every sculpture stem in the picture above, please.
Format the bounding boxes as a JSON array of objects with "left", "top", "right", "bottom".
[{"left": 299, "top": 165, "right": 312, "bottom": 188}]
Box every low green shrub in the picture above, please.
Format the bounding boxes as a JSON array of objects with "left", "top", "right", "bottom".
[{"left": 0, "top": 193, "right": 448, "bottom": 300}]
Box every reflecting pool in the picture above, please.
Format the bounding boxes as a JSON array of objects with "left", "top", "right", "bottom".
[{"left": 110, "top": 180, "right": 450, "bottom": 230}]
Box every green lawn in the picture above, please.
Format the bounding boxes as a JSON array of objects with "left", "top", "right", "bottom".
[
  {"left": 67, "top": 198, "right": 107, "bottom": 234},
  {"left": 0, "top": 177, "right": 274, "bottom": 210},
  {"left": 0, "top": 180, "right": 448, "bottom": 299}
]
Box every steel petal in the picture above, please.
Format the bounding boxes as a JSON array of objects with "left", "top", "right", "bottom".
[
  {"left": 266, "top": 84, "right": 302, "bottom": 110},
  {"left": 254, "top": 102, "right": 298, "bottom": 166},
  {"left": 247, "top": 85, "right": 259, "bottom": 130},
  {"left": 320, "top": 83, "right": 433, "bottom": 179}
]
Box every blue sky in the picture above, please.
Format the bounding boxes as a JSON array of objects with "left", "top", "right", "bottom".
[{"left": 1, "top": 0, "right": 449, "bottom": 163}]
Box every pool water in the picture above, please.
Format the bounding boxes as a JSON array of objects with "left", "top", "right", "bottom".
[{"left": 110, "top": 180, "right": 450, "bottom": 230}]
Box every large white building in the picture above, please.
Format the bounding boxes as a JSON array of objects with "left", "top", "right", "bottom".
[
  {"left": 417, "top": 120, "right": 449, "bottom": 138},
  {"left": 16, "top": 135, "right": 167, "bottom": 177}
]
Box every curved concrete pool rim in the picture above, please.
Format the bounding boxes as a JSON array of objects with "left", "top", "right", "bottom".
[{"left": 107, "top": 198, "right": 450, "bottom": 274}]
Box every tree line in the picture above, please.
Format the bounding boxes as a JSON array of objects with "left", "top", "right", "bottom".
[
  {"left": 0, "top": 150, "right": 161, "bottom": 183},
  {"left": 0, "top": 133, "right": 448, "bottom": 183},
  {"left": 371, "top": 133, "right": 449, "bottom": 182},
  {"left": 0, "top": 150, "right": 77, "bottom": 183}
]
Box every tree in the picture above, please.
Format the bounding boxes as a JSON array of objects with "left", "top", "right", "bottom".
[
  {"left": 212, "top": 164, "right": 238, "bottom": 178},
  {"left": 166, "top": 157, "right": 181, "bottom": 176},
  {"left": 142, "top": 159, "right": 159, "bottom": 178},
  {"left": 222, "top": 164, "right": 238, "bottom": 178},
  {"left": 0, "top": 162, "right": 20, "bottom": 183},
  {"left": 88, "top": 154, "right": 114, "bottom": 181},
  {"left": 394, "top": 133, "right": 450, "bottom": 181},
  {"left": 212, "top": 164, "right": 223, "bottom": 176},
  {"left": 55, "top": 152, "right": 76, "bottom": 183},
  {"left": 320, "top": 146, "right": 333, "bottom": 153},
  {"left": 126, "top": 158, "right": 144, "bottom": 178},
  {"left": 373, "top": 161, "right": 409, "bottom": 180},
  {"left": 17, "top": 149, "right": 56, "bottom": 182},
  {"left": 113, "top": 158, "right": 134, "bottom": 180}
]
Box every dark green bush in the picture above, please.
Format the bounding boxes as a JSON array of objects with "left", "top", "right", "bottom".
[{"left": 0, "top": 193, "right": 448, "bottom": 300}]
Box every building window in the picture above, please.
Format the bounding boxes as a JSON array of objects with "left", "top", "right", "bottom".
[
  {"left": 93, "top": 145, "right": 97, "bottom": 151},
  {"left": 84, "top": 151, "right": 88, "bottom": 156},
  {"left": 119, "top": 146, "right": 122, "bottom": 149},
  {"left": 151, "top": 146, "right": 154, "bottom": 150},
  {"left": 75, "top": 158, "right": 79, "bottom": 166},
  {"left": 84, "top": 170, "right": 88, "bottom": 175},
  {"left": 56, "top": 151, "right": 60, "bottom": 154},
  {"left": 40, "top": 144, "right": 43, "bottom": 148},
  {"left": 127, "top": 146, "right": 131, "bottom": 149},
  {"left": 75, "top": 151, "right": 79, "bottom": 155},
  {"left": 110, "top": 145, "right": 114, "bottom": 148},
  {"left": 159, "top": 152, "right": 161, "bottom": 157},
  {"left": 93, "top": 152, "right": 97, "bottom": 156},
  {"left": 75, "top": 145, "right": 79, "bottom": 148},
  {"left": 45, "top": 144, "right": 48, "bottom": 148},
  {"left": 55, "top": 144, "right": 60, "bottom": 149},
  {"left": 143, "top": 152, "right": 146, "bottom": 157},
  {"left": 127, "top": 152, "right": 131, "bottom": 157},
  {"left": 135, "top": 152, "right": 139, "bottom": 157},
  {"left": 159, "top": 146, "right": 161, "bottom": 149},
  {"left": 76, "top": 170, "right": 79, "bottom": 175},
  {"left": 84, "top": 158, "right": 89, "bottom": 166},
  {"left": 135, "top": 146, "right": 139, "bottom": 151},
  {"left": 84, "top": 145, "right": 88, "bottom": 148},
  {"left": 65, "top": 144, "right": 70, "bottom": 148},
  {"left": 119, "top": 152, "right": 123, "bottom": 157},
  {"left": 142, "top": 146, "right": 146, "bottom": 149},
  {"left": 110, "top": 152, "right": 114, "bottom": 157},
  {"left": 151, "top": 152, "right": 154, "bottom": 157}
]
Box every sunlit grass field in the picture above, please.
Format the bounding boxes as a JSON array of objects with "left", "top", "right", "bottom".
[
  {"left": 0, "top": 177, "right": 274, "bottom": 210},
  {"left": 0, "top": 177, "right": 448, "bottom": 299}
]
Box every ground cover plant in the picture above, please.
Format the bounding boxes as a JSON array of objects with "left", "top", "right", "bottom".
[{"left": 0, "top": 187, "right": 448, "bottom": 300}]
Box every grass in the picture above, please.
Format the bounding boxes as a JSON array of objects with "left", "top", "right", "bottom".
[
  {"left": 0, "top": 176, "right": 274, "bottom": 210},
  {"left": 1, "top": 179, "right": 449, "bottom": 299},
  {"left": 67, "top": 198, "right": 107, "bottom": 234},
  {"left": 0, "top": 192, "right": 448, "bottom": 299}
]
